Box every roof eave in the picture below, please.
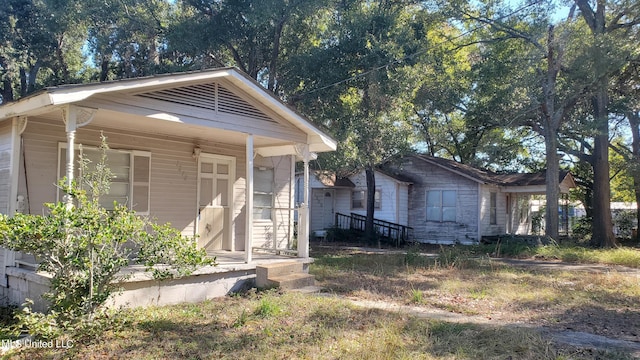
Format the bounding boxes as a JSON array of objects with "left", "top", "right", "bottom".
[{"left": 418, "top": 156, "right": 487, "bottom": 184}]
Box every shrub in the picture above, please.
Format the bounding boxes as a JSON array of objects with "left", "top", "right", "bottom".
[{"left": 0, "top": 135, "right": 214, "bottom": 339}]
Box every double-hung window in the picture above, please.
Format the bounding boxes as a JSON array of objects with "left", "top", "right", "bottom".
[
  {"left": 57, "top": 144, "right": 151, "bottom": 214},
  {"left": 253, "top": 167, "right": 274, "bottom": 220},
  {"left": 490, "top": 192, "right": 497, "bottom": 225},
  {"left": 426, "top": 190, "right": 456, "bottom": 222},
  {"left": 351, "top": 189, "right": 381, "bottom": 210}
]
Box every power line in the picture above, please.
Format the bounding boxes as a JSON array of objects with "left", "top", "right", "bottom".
[{"left": 297, "top": 0, "right": 547, "bottom": 97}]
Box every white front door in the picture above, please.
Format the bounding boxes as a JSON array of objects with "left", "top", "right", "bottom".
[
  {"left": 197, "top": 154, "right": 235, "bottom": 251},
  {"left": 322, "top": 190, "right": 335, "bottom": 229}
]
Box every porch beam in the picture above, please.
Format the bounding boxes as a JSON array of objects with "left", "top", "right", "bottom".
[{"left": 245, "top": 134, "right": 254, "bottom": 263}]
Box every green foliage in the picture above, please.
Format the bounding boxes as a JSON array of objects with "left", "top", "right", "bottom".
[
  {"left": 409, "top": 289, "right": 423, "bottom": 304},
  {"left": 572, "top": 217, "right": 593, "bottom": 241},
  {"left": 0, "top": 136, "right": 214, "bottom": 339},
  {"left": 613, "top": 210, "right": 635, "bottom": 239},
  {"left": 254, "top": 297, "right": 282, "bottom": 318}
]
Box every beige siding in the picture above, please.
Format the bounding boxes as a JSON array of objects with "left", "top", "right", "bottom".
[
  {"left": 0, "top": 120, "right": 11, "bottom": 287},
  {"left": 20, "top": 118, "right": 260, "bottom": 249},
  {"left": 0, "top": 120, "right": 12, "bottom": 215}
]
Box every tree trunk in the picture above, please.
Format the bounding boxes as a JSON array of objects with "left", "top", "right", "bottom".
[
  {"left": 628, "top": 111, "right": 640, "bottom": 240},
  {"left": 591, "top": 90, "right": 616, "bottom": 247},
  {"left": 268, "top": 18, "right": 286, "bottom": 92},
  {"left": 544, "top": 128, "right": 560, "bottom": 240},
  {"left": 365, "top": 165, "right": 377, "bottom": 247},
  {"left": 1, "top": 78, "right": 14, "bottom": 103},
  {"left": 20, "top": 68, "right": 27, "bottom": 98},
  {"left": 575, "top": 0, "right": 616, "bottom": 248}
]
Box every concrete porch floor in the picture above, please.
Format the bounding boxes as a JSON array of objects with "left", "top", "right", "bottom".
[{"left": 3, "top": 250, "right": 314, "bottom": 311}]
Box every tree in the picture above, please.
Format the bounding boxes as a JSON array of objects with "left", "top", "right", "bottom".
[
  {"left": 572, "top": 0, "right": 640, "bottom": 247},
  {"left": 282, "top": 0, "right": 420, "bottom": 245},
  {"left": 455, "top": 0, "right": 587, "bottom": 240}
]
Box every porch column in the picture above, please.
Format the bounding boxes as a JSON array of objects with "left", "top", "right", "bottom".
[
  {"left": 61, "top": 105, "right": 96, "bottom": 209},
  {"left": 298, "top": 150, "right": 311, "bottom": 258},
  {"left": 245, "top": 134, "right": 254, "bottom": 263},
  {"left": 65, "top": 110, "right": 76, "bottom": 209},
  {"left": 9, "top": 116, "right": 27, "bottom": 215}
]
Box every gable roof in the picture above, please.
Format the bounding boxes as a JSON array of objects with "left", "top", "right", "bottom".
[
  {"left": 313, "top": 171, "right": 356, "bottom": 188},
  {"left": 0, "top": 67, "right": 336, "bottom": 154},
  {"left": 412, "top": 155, "right": 575, "bottom": 188},
  {"left": 302, "top": 168, "right": 413, "bottom": 189}
]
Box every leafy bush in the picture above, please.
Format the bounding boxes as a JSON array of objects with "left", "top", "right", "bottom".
[
  {"left": 0, "top": 136, "right": 214, "bottom": 339},
  {"left": 571, "top": 216, "right": 592, "bottom": 241},
  {"left": 613, "top": 210, "right": 636, "bottom": 239}
]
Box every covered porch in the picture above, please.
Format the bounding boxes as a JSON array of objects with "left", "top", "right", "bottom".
[
  {"left": 0, "top": 68, "right": 336, "bottom": 309},
  {"left": 501, "top": 171, "right": 576, "bottom": 236}
]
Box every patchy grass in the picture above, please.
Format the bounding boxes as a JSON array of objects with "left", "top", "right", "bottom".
[
  {"left": 4, "top": 246, "right": 640, "bottom": 359},
  {"left": 311, "top": 247, "right": 640, "bottom": 345},
  {"left": 533, "top": 246, "right": 640, "bottom": 267},
  {"left": 423, "top": 242, "right": 640, "bottom": 268},
  {"left": 4, "top": 289, "right": 632, "bottom": 360}
]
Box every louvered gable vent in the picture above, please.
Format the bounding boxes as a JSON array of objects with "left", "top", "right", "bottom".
[{"left": 137, "top": 83, "right": 275, "bottom": 123}]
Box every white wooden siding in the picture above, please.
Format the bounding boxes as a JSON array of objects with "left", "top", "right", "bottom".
[
  {"left": 398, "top": 183, "right": 409, "bottom": 226},
  {"left": 348, "top": 172, "right": 400, "bottom": 224},
  {"left": 397, "top": 158, "right": 480, "bottom": 244},
  {"left": 303, "top": 170, "right": 409, "bottom": 231},
  {"left": 479, "top": 185, "right": 507, "bottom": 236}
]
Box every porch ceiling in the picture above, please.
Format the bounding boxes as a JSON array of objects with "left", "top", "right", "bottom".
[{"left": 31, "top": 105, "right": 305, "bottom": 150}]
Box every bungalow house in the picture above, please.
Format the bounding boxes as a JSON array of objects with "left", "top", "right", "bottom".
[
  {"left": 387, "top": 155, "right": 576, "bottom": 244},
  {"left": 0, "top": 67, "right": 336, "bottom": 309},
  {"left": 295, "top": 169, "right": 412, "bottom": 235}
]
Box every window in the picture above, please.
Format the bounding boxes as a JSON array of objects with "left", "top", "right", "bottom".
[
  {"left": 58, "top": 144, "right": 151, "bottom": 214},
  {"left": 253, "top": 167, "right": 274, "bottom": 220},
  {"left": 426, "top": 190, "right": 456, "bottom": 222},
  {"left": 352, "top": 190, "right": 365, "bottom": 209},
  {"left": 490, "top": 192, "right": 497, "bottom": 225},
  {"left": 351, "top": 190, "right": 381, "bottom": 210}
]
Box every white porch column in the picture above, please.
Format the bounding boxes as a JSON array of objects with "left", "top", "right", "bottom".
[
  {"left": 245, "top": 134, "right": 254, "bottom": 263},
  {"left": 288, "top": 154, "right": 295, "bottom": 249},
  {"left": 9, "top": 116, "right": 27, "bottom": 214},
  {"left": 61, "top": 105, "right": 96, "bottom": 209},
  {"left": 64, "top": 107, "right": 77, "bottom": 209},
  {"left": 298, "top": 150, "right": 311, "bottom": 258}
]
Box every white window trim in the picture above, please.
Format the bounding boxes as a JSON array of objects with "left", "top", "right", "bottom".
[
  {"left": 351, "top": 189, "right": 382, "bottom": 210},
  {"left": 57, "top": 142, "right": 151, "bottom": 215},
  {"left": 253, "top": 166, "right": 274, "bottom": 222},
  {"left": 426, "top": 189, "right": 457, "bottom": 223}
]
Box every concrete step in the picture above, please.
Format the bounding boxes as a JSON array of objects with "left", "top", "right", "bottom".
[
  {"left": 256, "top": 262, "right": 306, "bottom": 288},
  {"left": 268, "top": 273, "right": 316, "bottom": 290}
]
